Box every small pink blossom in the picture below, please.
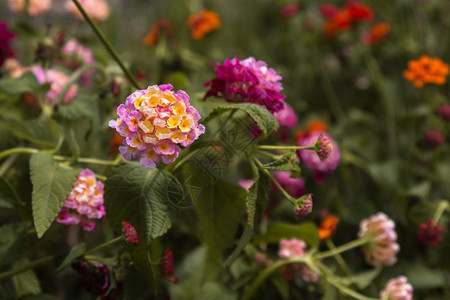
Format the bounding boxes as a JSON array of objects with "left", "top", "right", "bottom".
[
  {"left": 65, "top": 0, "right": 110, "bottom": 22},
  {"left": 61, "top": 39, "right": 95, "bottom": 64},
  {"left": 315, "top": 133, "right": 333, "bottom": 161},
  {"left": 238, "top": 179, "right": 254, "bottom": 191},
  {"left": 204, "top": 56, "right": 285, "bottom": 113},
  {"left": 123, "top": 222, "right": 139, "bottom": 244},
  {"left": 32, "top": 66, "right": 78, "bottom": 104},
  {"left": 278, "top": 238, "right": 307, "bottom": 258},
  {"left": 56, "top": 169, "right": 105, "bottom": 231},
  {"left": 358, "top": 212, "right": 400, "bottom": 266},
  {"left": 380, "top": 276, "right": 413, "bottom": 300},
  {"left": 8, "top": 0, "right": 51, "bottom": 16},
  {"left": 295, "top": 194, "right": 313, "bottom": 218}
]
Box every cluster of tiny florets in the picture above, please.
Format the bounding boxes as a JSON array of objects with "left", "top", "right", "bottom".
[{"left": 109, "top": 84, "right": 205, "bottom": 168}]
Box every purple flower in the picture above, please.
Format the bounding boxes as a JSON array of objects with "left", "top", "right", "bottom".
[
  {"left": 0, "top": 21, "right": 16, "bottom": 66},
  {"left": 56, "top": 169, "right": 105, "bottom": 231},
  {"left": 110, "top": 84, "right": 205, "bottom": 168},
  {"left": 204, "top": 56, "right": 286, "bottom": 113},
  {"left": 297, "top": 131, "right": 340, "bottom": 180},
  {"left": 273, "top": 101, "right": 298, "bottom": 127},
  {"left": 273, "top": 171, "right": 305, "bottom": 198}
]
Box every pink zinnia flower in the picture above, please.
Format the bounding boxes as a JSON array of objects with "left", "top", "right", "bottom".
[
  {"left": 358, "top": 212, "right": 400, "bottom": 266},
  {"left": 109, "top": 84, "right": 205, "bottom": 168},
  {"left": 31, "top": 66, "right": 78, "bottom": 104},
  {"left": 65, "top": 0, "right": 110, "bottom": 22},
  {"left": 418, "top": 219, "right": 444, "bottom": 248},
  {"left": 380, "top": 276, "right": 413, "bottom": 300},
  {"left": 297, "top": 131, "right": 340, "bottom": 180},
  {"left": 8, "top": 0, "right": 51, "bottom": 17},
  {"left": 56, "top": 169, "right": 105, "bottom": 231},
  {"left": 273, "top": 171, "right": 305, "bottom": 198},
  {"left": 204, "top": 56, "right": 285, "bottom": 113},
  {"left": 273, "top": 101, "right": 298, "bottom": 128}
]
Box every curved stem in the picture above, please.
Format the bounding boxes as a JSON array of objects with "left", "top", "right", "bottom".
[
  {"left": 325, "top": 239, "right": 352, "bottom": 276},
  {"left": 257, "top": 145, "right": 315, "bottom": 151},
  {"left": 0, "top": 147, "right": 38, "bottom": 161},
  {"left": 242, "top": 257, "right": 307, "bottom": 300},
  {"left": 432, "top": 200, "right": 449, "bottom": 225},
  {"left": 71, "top": 0, "right": 140, "bottom": 89},
  {"left": 0, "top": 255, "right": 53, "bottom": 280},
  {"left": 84, "top": 236, "right": 123, "bottom": 255},
  {"left": 314, "top": 237, "right": 370, "bottom": 260},
  {"left": 53, "top": 155, "right": 119, "bottom": 166}
]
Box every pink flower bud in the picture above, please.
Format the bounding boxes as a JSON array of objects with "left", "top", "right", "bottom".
[
  {"left": 295, "top": 194, "right": 313, "bottom": 218},
  {"left": 315, "top": 133, "right": 333, "bottom": 161},
  {"left": 123, "top": 222, "right": 139, "bottom": 244},
  {"left": 380, "top": 276, "right": 413, "bottom": 300}
]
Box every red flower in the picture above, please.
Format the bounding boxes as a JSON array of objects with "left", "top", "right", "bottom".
[
  {"left": 280, "top": 3, "right": 300, "bottom": 18},
  {"left": 161, "top": 248, "right": 179, "bottom": 284},
  {"left": 346, "top": 1, "right": 374, "bottom": 22},
  {"left": 418, "top": 219, "right": 444, "bottom": 248},
  {"left": 122, "top": 221, "right": 139, "bottom": 244},
  {"left": 362, "top": 22, "right": 390, "bottom": 46}
]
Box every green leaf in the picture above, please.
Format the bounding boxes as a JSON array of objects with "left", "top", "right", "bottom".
[
  {"left": 262, "top": 151, "right": 301, "bottom": 176},
  {"left": 204, "top": 103, "right": 279, "bottom": 137},
  {"left": 225, "top": 170, "right": 270, "bottom": 265},
  {"left": 182, "top": 163, "right": 246, "bottom": 259},
  {"left": 271, "top": 274, "right": 289, "bottom": 299},
  {"left": 0, "top": 223, "right": 29, "bottom": 267},
  {"left": 12, "top": 259, "right": 42, "bottom": 297},
  {"left": 104, "top": 162, "right": 182, "bottom": 244},
  {"left": 58, "top": 95, "right": 99, "bottom": 120},
  {"left": 55, "top": 243, "right": 86, "bottom": 272},
  {"left": 129, "top": 239, "right": 162, "bottom": 293},
  {"left": 0, "top": 72, "right": 41, "bottom": 95},
  {"left": 407, "top": 263, "right": 446, "bottom": 289},
  {"left": 30, "top": 152, "right": 79, "bottom": 238},
  {"left": 341, "top": 267, "right": 381, "bottom": 289},
  {"left": 0, "top": 176, "right": 21, "bottom": 208},
  {"left": 253, "top": 222, "right": 319, "bottom": 248},
  {"left": 9, "top": 119, "right": 63, "bottom": 150}
]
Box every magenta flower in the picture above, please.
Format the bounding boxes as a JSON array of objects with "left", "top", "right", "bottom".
[
  {"left": 273, "top": 171, "right": 305, "bottom": 198},
  {"left": 358, "top": 212, "right": 400, "bottom": 266},
  {"left": 418, "top": 219, "right": 444, "bottom": 248},
  {"left": 297, "top": 131, "right": 340, "bottom": 180},
  {"left": 71, "top": 261, "right": 110, "bottom": 297},
  {"left": 238, "top": 179, "right": 254, "bottom": 191},
  {"left": 161, "top": 248, "right": 179, "bottom": 284},
  {"left": 273, "top": 101, "right": 298, "bottom": 128},
  {"left": 204, "top": 56, "right": 285, "bottom": 113},
  {"left": 380, "top": 276, "right": 413, "bottom": 300},
  {"left": 56, "top": 169, "right": 105, "bottom": 231},
  {"left": 424, "top": 130, "right": 445, "bottom": 148},
  {"left": 0, "top": 21, "right": 16, "bottom": 66},
  {"left": 123, "top": 221, "right": 139, "bottom": 244},
  {"left": 437, "top": 103, "right": 450, "bottom": 121},
  {"left": 109, "top": 84, "right": 205, "bottom": 168},
  {"left": 32, "top": 66, "right": 78, "bottom": 104},
  {"left": 61, "top": 39, "right": 95, "bottom": 65}
]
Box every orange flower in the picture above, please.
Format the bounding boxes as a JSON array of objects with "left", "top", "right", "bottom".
[
  {"left": 318, "top": 215, "right": 339, "bottom": 240},
  {"left": 323, "top": 9, "right": 352, "bottom": 37},
  {"left": 142, "top": 19, "right": 174, "bottom": 46},
  {"left": 109, "top": 132, "right": 125, "bottom": 155},
  {"left": 403, "top": 56, "right": 449, "bottom": 88},
  {"left": 187, "top": 10, "right": 221, "bottom": 40},
  {"left": 363, "top": 22, "right": 390, "bottom": 46},
  {"left": 307, "top": 120, "right": 328, "bottom": 133}
]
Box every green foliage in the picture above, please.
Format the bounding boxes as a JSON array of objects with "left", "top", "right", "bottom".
[
  {"left": 0, "top": 72, "right": 44, "bottom": 95},
  {"left": 204, "top": 103, "right": 279, "bottom": 137},
  {"left": 9, "top": 119, "right": 63, "bottom": 150},
  {"left": 262, "top": 151, "right": 301, "bottom": 177},
  {"left": 55, "top": 243, "right": 87, "bottom": 272},
  {"left": 0, "top": 223, "right": 29, "bottom": 267},
  {"left": 12, "top": 259, "right": 41, "bottom": 298},
  {"left": 30, "top": 152, "right": 79, "bottom": 238},
  {"left": 253, "top": 222, "right": 319, "bottom": 248},
  {"left": 0, "top": 177, "right": 21, "bottom": 209},
  {"left": 58, "top": 94, "right": 99, "bottom": 120}
]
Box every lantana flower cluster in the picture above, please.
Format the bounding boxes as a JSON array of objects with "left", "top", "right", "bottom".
[
  {"left": 109, "top": 84, "right": 205, "bottom": 168},
  {"left": 358, "top": 212, "right": 400, "bottom": 266},
  {"left": 380, "top": 276, "right": 413, "bottom": 300},
  {"left": 32, "top": 66, "right": 78, "bottom": 104},
  {"left": 65, "top": 0, "right": 110, "bottom": 22},
  {"left": 56, "top": 169, "right": 105, "bottom": 231},
  {"left": 8, "top": 0, "right": 51, "bottom": 17},
  {"left": 204, "top": 56, "right": 285, "bottom": 113}
]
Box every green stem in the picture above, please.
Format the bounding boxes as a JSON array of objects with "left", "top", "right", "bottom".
[
  {"left": 252, "top": 157, "right": 295, "bottom": 204},
  {"left": 255, "top": 150, "right": 280, "bottom": 160},
  {"left": 84, "top": 236, "right": 123, "bottom": 255},
  {"left": 53, "top": 155, "right": 119, "bottom": 166},
  {"left": 314, "top": 237, "right": 370, "bottom": 260},
  {"left": 257, "top": 145, "right": 315, "bottom": 151},
  {"left": 242, "top": 257, "right": 307, "bottom": 300},
  {"left": 0, "top": 255, "right": 53, "bottom": 280},
  {"left": 432, "top": 200, "right": 449, "bottom": 225},
  {"left": 0, "top": 236, "right": 123, "bottom": 280},
  {"left": 0, "top": 147, "right": 38, "bottom": 161},
  {"left": 71, "top": 0, "right": 140, "bottom": 89},
  {"left": 325, "top": 239, "right": 352, "bottom": 276}
]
